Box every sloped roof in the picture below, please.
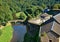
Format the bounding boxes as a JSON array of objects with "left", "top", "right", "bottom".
[
  {"left": 47, "top": 31, "right": 59, "bottom": 39},
  {"left": 41, "top": 16, "right": 60, "bottom": 36},
  {"left": 51, "top": 21, "right": 60, "bottom": 35},
  {"left": 41, "top": 18, "right": 54, "bottom": 33},
  {"left": 53, "top": 13, "right": 60, "bottom": 23},
  {"left": 41, "top": 21, "right": 53, "bottom": 33},
  {"left": 28, "top": 18, "right": 43, "bottom": 25},
  {"left": 28, "top": 13, "right": 52, "bottom": 25},
  {"left": 40, "top": 13, "right": 50, "bottom": 18}
]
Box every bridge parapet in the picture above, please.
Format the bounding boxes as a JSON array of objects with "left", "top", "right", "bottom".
[{"left": 8, "top": 20, "right": 24, "bottom": 23}]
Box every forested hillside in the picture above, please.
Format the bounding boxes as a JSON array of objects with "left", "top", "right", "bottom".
[{"left": 0, "top": 0, "right": 60, "bottom": 25}]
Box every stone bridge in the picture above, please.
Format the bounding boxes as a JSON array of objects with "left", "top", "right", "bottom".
[{"left": 8, "top": 20, "right": 24, "bottom": 23}]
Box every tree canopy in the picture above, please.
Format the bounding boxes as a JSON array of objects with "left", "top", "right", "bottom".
[{"left": 0, "top": 0, "right": 60, "bottom": 25}]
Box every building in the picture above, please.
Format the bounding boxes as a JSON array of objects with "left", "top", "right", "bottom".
[
  {"left": 40, "top": 13, "right": 52, "bottom": 22},
  {"left": 40, "top": 13, "right": 60, "bottom": 42},
  {"left": 28, "top": 13, "right": 60, "bottom": 42},
  {"left": 28, "top": 13, "right": 52, "bottom": 42},
  {"left": 28, "top": 13, "right": 52, "bottom": 25}
]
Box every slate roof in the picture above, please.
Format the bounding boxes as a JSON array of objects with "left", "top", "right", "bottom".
[
  {"left": 51, "top": 21, "right": 60, "bottom": 35},
  {"left": 41, "top": 18, "right": 54, "bottom": 33},
  {"left": 53, "top": 13, "right": 60, "bottom": 23},
  {"left": 41, "top": 13, "right": 60, "bottom": 36},
  {"left": 28, "top": 18, "right": 43, "bottom": 25},
  {"left": 28, "top": 13, "right": 52, "bottom": 25},
  {"left": 40, "top": 13, "right": 50, "bottom": 18},
  {"left": 41, "top": 21, "right": 53, "bottom": 33},
  {"left": 51, "top": 13, "right": 60, "bottom": 35}
]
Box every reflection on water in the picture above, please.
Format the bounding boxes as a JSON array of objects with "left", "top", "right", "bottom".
[{"left": 11, "top": 24, "right": 27, "bottom": 42}]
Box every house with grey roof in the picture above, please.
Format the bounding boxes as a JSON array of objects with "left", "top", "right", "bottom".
[
  {"left": 40, "top": 13, "right": 60, "bottom": 42},
  {"left": 27, "top": 13, "right": 60, "bottom": 42}
]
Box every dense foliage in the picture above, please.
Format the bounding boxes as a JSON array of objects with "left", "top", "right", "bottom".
[
  {"left": 16, "top": 12, "right": 27, "bottom": 20},
  {"left": 0, "top": 0, "right": 60, "bottom": 24},
  {"left": 53, "top": 4, "right": 60, "bottom": 9}
]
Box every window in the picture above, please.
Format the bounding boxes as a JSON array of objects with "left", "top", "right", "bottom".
[{"left": 49, "top": 40, "right": 52, "bottom": 42}]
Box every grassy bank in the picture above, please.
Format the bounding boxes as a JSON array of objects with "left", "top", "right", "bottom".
[{"left": 0, "top": 25, "right": 13, "bottom": 42}]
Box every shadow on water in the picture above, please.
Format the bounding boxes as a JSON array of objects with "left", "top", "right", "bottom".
[{"left": 11, "top": 22, "right": 27, "bottom": 42}]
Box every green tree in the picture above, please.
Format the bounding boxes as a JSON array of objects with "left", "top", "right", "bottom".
[
  {"left": 16, "top": 12, "right": 27, "bottom": 20},
  {"left": 53, "top": 4, "right": 60, "bottom": 9}
]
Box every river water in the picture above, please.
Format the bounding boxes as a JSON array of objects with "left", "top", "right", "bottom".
[{"left": 11, "top": 23, "right": 27, "bottom": 42}]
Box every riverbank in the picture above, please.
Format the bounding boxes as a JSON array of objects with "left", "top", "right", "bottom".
[{"left": 0, "top": 22, "right": 11, "bottom": 29}]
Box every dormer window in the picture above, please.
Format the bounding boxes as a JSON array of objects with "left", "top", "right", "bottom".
[{"left": 41, "top": 16, "right": 45, "bottom": 19}]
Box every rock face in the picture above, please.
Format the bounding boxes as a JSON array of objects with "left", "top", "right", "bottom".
[
  {"left": 24, "top": 23, "right": 40, "bottom": 42},
  {"left": 28, "top": 23, "right": 40, "bottom": 36}
]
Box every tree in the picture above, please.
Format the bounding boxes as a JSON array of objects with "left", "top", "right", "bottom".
[
  {"left": 53, "top": 4, "right": 60, "bottom": 9},
  {"left": 16, "top": 12, "right": 27, "bottom": 20}
]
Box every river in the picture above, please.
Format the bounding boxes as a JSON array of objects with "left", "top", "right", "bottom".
[{"left": 11, "top": 23, "right": 27, "bottom": 42}]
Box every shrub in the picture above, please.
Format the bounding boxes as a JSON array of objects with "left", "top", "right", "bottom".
[
  {"left": 53, "top": 4, "right": 60, "bottom": 9},
  {"left": 16, "top": 12, "right": 27, "bottom": 20}
]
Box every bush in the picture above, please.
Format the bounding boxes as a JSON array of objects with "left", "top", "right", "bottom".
[
  {"left": 53, "top": 4, "right": 60, "bottom": 9},
  {"left": 19, "top": 12, "right": 27, "bottom": 20},
  {"left": 16, "top": 12, "right": 27, "bottom": 20}
]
